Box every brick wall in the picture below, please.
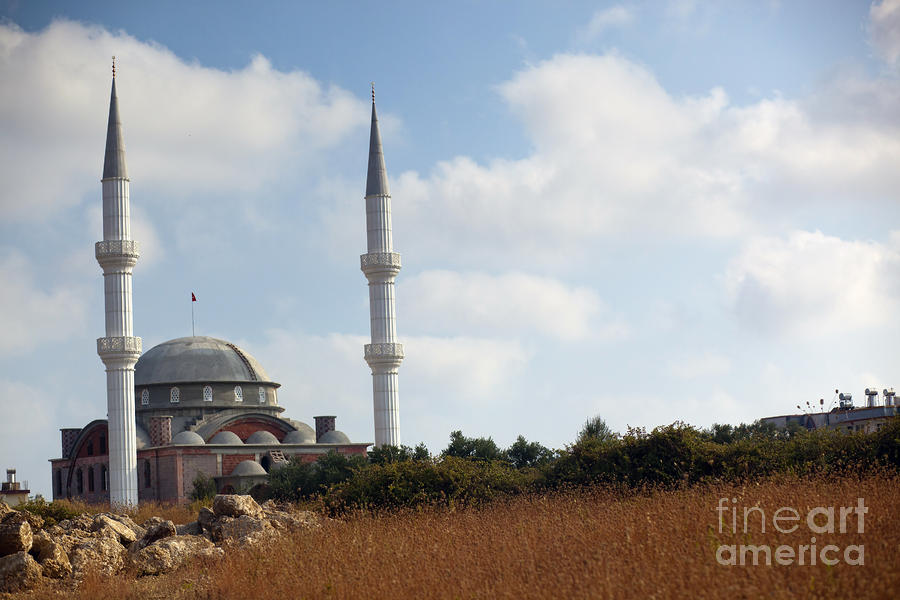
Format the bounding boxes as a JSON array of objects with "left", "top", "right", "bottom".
[
  {"left": 60, "top": 429, "right": 81, "bottom": 458},
  {"left": 222, "top": 454, "right": 256, "bottom": 475},
  {"left": 220, "top": 418, "right": 287, "bottom": 441},
  {"left": 149, "top": 416, "right": 173, "bottom": 446}
]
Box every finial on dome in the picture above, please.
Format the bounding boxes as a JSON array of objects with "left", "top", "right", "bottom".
[
  {"left": 371, "top": 81, "right": 375, "bottom": 103},
  {"left": 112, "top": 55, "right": 116, "bottom": 79}
]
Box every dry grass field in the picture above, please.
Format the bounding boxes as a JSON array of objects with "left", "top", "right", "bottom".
[{"left": 22, "top": 472, "right": 900, "bottom": 600}]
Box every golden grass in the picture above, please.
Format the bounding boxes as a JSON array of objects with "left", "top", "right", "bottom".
[
  {"left": 25, "top": 472, "right": 900, "bottom": 599},
  {"left": 42, "top": 499, "right": 205, "bottom": 525}
]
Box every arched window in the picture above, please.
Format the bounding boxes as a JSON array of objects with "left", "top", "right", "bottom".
[
  {"left": 99, "top": 435, "right": 106, "bottom": 454},
  {"left": 258, "top": 386, "right": 266, "bottom": 404},
  {"left": 234, "top": 386, "right": 243, "bottom": 402},
  {"left": 87, "top": 440, "right": 94, "bottom": 456},
  {"left": 76, "top": 469, "right": 83, "bottom": 495},
  {"left": 54, "top": 469, "right": 62, "bottom": 497},
  {"left": 141, "top": 389, "right": 150, "bottom": 405},
  {"left": 101, "top": 465, "right": 108, "bottom": 491},
  {"left": 170, "top": 387, "right": 180, "bottom": 403},
  {"left": 203, "top": 385, "right": 213, "bottom": 402},
  {"left": 144, "top": 460, "right": 151, "bottom": 488},
  {"left": 87, "top": 466, "right": 95, "bottom": 492}
]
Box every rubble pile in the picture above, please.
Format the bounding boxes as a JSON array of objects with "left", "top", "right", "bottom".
[{"left": 0, "top": 495, "right": 320, "bottom": 592}]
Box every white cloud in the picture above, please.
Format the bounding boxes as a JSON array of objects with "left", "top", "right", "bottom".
[
  {"left": 724, "top": 230, "right": 900, "bottom": 337},
  {"left": 0, "top": 252, "right": 90, "bottom": 357},
  {"left": 577, "top": 6, "right": 634, "bottom": 43},
  {"left": 870, "top": 0, "right": 900, "bottom": 65},
  {"left": 385, "top": 53, "right": 900, "bottom": 269},
  {"left": 0, "top": 20, "right": 368, "bottom": 221},
  {"left": 666, "top": 352, "right": 731, "bottom": 379},
  {"left": 401, "top": 270, "right": 626, "bottom": 342}
]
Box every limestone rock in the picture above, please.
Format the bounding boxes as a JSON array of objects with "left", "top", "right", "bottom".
[
  {"left": 265, "top": 509, "right": 322, "bottom": 533},
  {"left": 0, "top": 551, "right": 42, "bottom": 593},
  {"left": 20, "top": 511, "right": 44, "bottom": 532},
  {"left": 51, "top": 528, "right": 93, "bottom": 557},
  {"left": 58, "top": 514, "right": 93, "bottom": 532},
  {"left": 176, "top": 521, "right": 202, "bottom": 536},
  {"left": 209, "top": 514, "right": 275, "bottom": 546},
  {"left": 105, "top": 513, "right": 145, "bottom": 540},
  {"left": 129, "top": 535, "right": 222, "bottom": 576},
  {"left": 70, "top": 535, "right": 126, "bottom": 578},
  {"left": 92, "top": 514, "right": 137, "bottom": 545},
  {"left": 131, "top": 519, "right": 176, "bottom": 553},
  {"left": 29, "top": 530, "right": 71, "bottom": 579},
  {"left": 197, "top": 507, "right": 216, "bottom": 532},
  {"left": 0, "top": 503, "right": 11, "bottom": 519},
  {"left": 213, "top": 494, "right": 263, "bottom": 519},
  {"left": 0, "top": 512, "right": 33, "bottom": 556}
]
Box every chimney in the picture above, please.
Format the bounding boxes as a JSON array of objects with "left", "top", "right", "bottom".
[
  {"left": 61, "top": 428, "right": 81, "bottom": 458},
  {"left": 314, "top": 416, "right": 336, "bottom": 442},
  {"left": 149, "top": 416, "right": 172, "bottom": 446}
]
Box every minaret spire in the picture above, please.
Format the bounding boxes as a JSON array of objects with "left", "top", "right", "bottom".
[
  {"left": 361, "top": 90, "right": 404, "bottom": 447},
  {"left": 96, "top": 66, "right": 141, "bottom": 505}
]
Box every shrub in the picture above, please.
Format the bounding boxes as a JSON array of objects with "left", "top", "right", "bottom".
[
  {"left": 189, "top": 472, "right": 217, "bottom": 502},
  {"left": 442, "top": 430, "right": 505, "bottom": 461}
]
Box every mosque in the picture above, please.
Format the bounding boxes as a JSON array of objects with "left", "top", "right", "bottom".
[{"left": 48, "top": 68, "right": 404, "bottom": 504}]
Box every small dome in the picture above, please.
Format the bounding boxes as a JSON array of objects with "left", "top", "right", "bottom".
[
  {"left": 171, "top": 431, "right": 205, "bottom": 445},
  {"left": 245, "top": 430, "right": 280, "bottom": 445},
  {"left": 319, "top": 430, "right": 351, "bottom": 444},
  {"left": 282, "top": 429, "right": 316, "bottom": 444},
  {"left": 209, "top": 430, "right": 243, "bottom": 445},
  {"left": 136, "top": 426, "right": 152, "bottom": 450},
  {"left": 230, "top": 460, "right": 267, "bottom": 476}
]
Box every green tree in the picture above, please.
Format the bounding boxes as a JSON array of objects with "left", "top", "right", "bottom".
[
  {"left": 577, "top": 416, "right": 618, "bottom": 443},
  {"left": 506, "top": 435, "right": 554, "bottom": 468},
  {"left": 369, "top": 443, "right": 432, "bottom": 465},
  {"left": 442, "top": 430, "right": 504, "bottom": 461}
]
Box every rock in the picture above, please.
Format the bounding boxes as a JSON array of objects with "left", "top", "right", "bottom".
[
  {"left": 19, "top": 511, "right": 44, "bottom": 532},
  {"left": 58, "top": 514, "right": 93, "bottom": 532},
  {"left": 0, "top": 551, "right": 42, "bottom": 593},
  {"left": 209, "top": 515, "right": 275, "bottom": 546},
  {"left": 265, "top": 509, "right": 322, "bottom": 533},
  {"left": 29, "top": 531, "right": 71, "bottom": 579},
  {"left": 51, "top": 529, "right": 93, "bottom": 557},
  {"left": 0, "top": 503, "right": 11, "bottom": 519},
  {"left": 105, "top": 514, "right": 145, "bottom": 540},
  {"left": 140, "top": 516, "right": 165, "bottom": 529},
  {"left": 197, "top": 507, "right": 216, "bottom": 532},
  {"left": 130, "top": 519, "right": 176, "bottom": 553},
  {"left": 92, "top": 514, "right": 137, "bottom": 545},
  {"left": 70, "top": 535, "right": 126, "bottom": 578},
  {"left": 0, "top": 512, "right": 33, "bottom": 556},
  {"left": 213, "top": 494, "right": 263, "bottom": 519},
  {"left": 129, "top": 535, "right": 222, "bottom": 576},
  {"left": 176, "top": 521, "right": 202, "bottom": 536}
]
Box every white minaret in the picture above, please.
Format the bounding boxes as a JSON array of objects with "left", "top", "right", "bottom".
[
  {"left": 361, "top": 89, "right": 404, "bottom": 447},
  {"left": 96, "top": 62, "right": 141, "bottom": 505}
]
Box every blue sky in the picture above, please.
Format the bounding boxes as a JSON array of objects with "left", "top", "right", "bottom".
[{"left": 1, "top": 1, "right": 899, "bottom": 498}]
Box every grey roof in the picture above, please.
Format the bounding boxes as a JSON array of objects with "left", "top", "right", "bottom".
[
  {"left": 365, "top": 101, "right": 390, "bottom": 197},
  {"left": 171, "top": 430, "right": 205, "bottom": 445},
  {"left": 245, "top": 430, "right": 279, "bottom": 445},
  {"left": 208, "top": 430, "right": 243, "bottom": 445},
  {"left": 282, "top": 429, "right": 316, "bottom": 444},
  {"left": 102, "top": 78, "right": 128, "bottom": 179},
  {"left": 230, "top": 460, "right": 267, "bottom": 476},
  {"left": 319, "top": 429, "right": 351, "bottom": 444},
  {"left": 135, "top": 336, "right": 274, "bottom": 386}
]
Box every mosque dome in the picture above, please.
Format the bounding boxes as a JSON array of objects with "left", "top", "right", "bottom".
[
  {"left": 245, "top": 430, "right": 280, "bottom": 445},
  {"left": 171, "top": 431, "right": 205, "bottom": 445},
  {"left": 209, "top": 430, "right": 243, "bottom": 445},
  {"left": 282, "top": 429, "right": 316, "bottom": 444},
  {"left": 319, "top": 430, "right": 351, "bottom": 444},
  {"left": 230, "top": 460, "right": 267, "bottom": 476},
  {"left": 135, "top": 336, "right": 274, "bottom": 386}
]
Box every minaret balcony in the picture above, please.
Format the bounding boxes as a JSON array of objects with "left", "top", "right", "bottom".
[
  {"left": 360, "top": 252, "right": 401, "bottom": 277},
  {"left": 97, "top": 336, "right": 142, "bottom": 362},
  {"left": 365, "top": 342, "right": 404, "bottom": 362},
  {"left": 95, "top": 240, "right": 140, "bottom": 269}
]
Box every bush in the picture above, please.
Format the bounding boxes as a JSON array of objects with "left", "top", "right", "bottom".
[
  {"left": 189, "top": 472, "right": 217, "bottom": 502},
  {"left": 442, "top": 430, "right": 505, "bottom": 461},
  {"left": 268, "top": 451, "right": 367, "bottom": 502},
  {"left": 17, "top": 496, "right": 81, "bottom": 526}
]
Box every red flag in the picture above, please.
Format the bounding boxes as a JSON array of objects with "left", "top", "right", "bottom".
[{"left": 191, "top": 292, "right": 197, "bottom": 302}]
